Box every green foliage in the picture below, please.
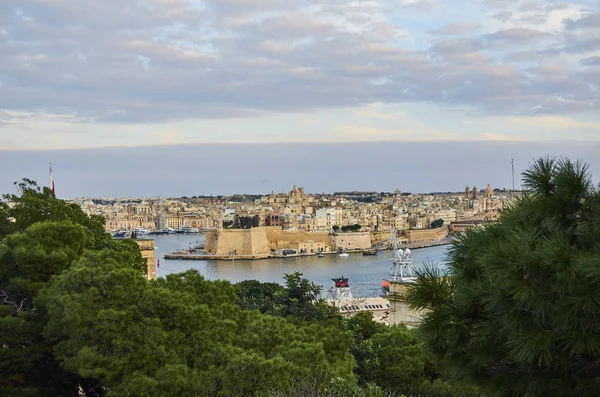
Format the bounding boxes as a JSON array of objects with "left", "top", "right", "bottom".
[
  {"left": 0, "top": 179, "right": 147, "bottom": 395},
  {"left": 345, "top": 312, "right": 479, "bottom": 397},
  {"left": 341, "top": 224, "right": 362, "bottom": 232},
  {"left": 0, "top": 178, "right": 484, "bottom": 396},
  {"left": 237, "top": 272, "right": 341, "bottom": 322},
  {"left": 408, "top": 156, "right": 600, "bottom": 396},
  {"left": 40, "top": 263, "right": 356, "bottom": 396},
  {"left": 429, "top": 219, "right": 444, "bottom": 229},
  {"left": 237, "top": 279, "right": 285, "bottom": 313},
  {"left": 1, "top": 179, "right": 111, "bottom": 249}
]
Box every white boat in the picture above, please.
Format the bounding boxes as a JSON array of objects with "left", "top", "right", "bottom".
[
  {"left": 339, "top": 252, "right": 349, "bottom": 257},
  {"left": 133, "top": 226, "right": 152, "bottom": 236},
  {"left": 176, "top": 225, "right": 199, "bottom": 234},
  {"left": 155, "top": 227, "right": 176, "bottom": 235}
]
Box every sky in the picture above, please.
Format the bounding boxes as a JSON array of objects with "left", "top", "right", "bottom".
[{"left": 0, "top": 0, "right": 599, "bottom": 196}]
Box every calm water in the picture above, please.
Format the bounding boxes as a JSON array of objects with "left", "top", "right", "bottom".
[{"left": 153, "top": 234, "right": 449, "bottom": 298}]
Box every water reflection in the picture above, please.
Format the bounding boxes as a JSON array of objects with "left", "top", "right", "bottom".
[{"left": 152, "top": 233, "right": 449, "bottom": 297}]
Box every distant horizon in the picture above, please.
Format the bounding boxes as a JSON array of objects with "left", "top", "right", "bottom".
[
  {"left": 67, "top": 187, "right": 520, "bottom": 200},
  {"left": 1, "top": 141, "right": 598, "bottom": 199}
]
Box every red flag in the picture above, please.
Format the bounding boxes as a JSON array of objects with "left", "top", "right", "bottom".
[{"left": 157, "top": 259, "right": 160, "bottom": 268}]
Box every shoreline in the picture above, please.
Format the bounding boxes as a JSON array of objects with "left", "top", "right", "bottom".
[{"left": 163, "top": 238, "right": 453, "bottom": 261}]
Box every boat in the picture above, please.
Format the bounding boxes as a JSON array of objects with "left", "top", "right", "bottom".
[
  {"left": 111, "top": 230, "right": 131, "bottom": 238},
  {"left": 326, "top": 277, "right": 390, "bottom": 317},
  {"left": 339, "top": 252, "right": 349, "bottom": 257},
  {"left": 329, "top": 276, "right": 353, "bottom": 299},
  {"left": 381, "top": 228, "right": 417, "bottom": 295},
  {"left": 132, "top": 226, "right": 152, "bottom": 236},
  {"left": 318, "top": 253, "right": 325, "bottom": 258},
  {"left": 151, "top": 227, "right": 176, "bottom": 235},
  {"left": 175, "top": 225, "right": 199, "bottom": 234},
  {"left": 362, "top": 249, "right": 378, "bottom": 256}
]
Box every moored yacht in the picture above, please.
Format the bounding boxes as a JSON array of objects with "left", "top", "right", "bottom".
[
  {"left": 152, "top": 227, "right": 176, "bottom": 235},
  {"left": 176, "top": 225, "right": 199, "bottom": 234},
  {"left": 133, "top": 226, "right": 152, "bottom": 236},
  {"left": 111, "top": 229, "right": 131, "bottom": 238}
]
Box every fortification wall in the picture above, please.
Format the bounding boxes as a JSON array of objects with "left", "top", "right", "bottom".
[
  {"left": 135, "top": 239, "right": 156, "bottom": 280},
  {"left": 264, "top": 227, "right": 330, "bottom": 249},
  {"left": 205, "top": 228, "right": 270, "bottom": 256},
  {"left": 405, "top": 226, "right": 448, "bottom": 243},
  {"left": 371, "top": 231, "right": 392, "bottom": 245},
  {"left": 205, "top": 227, "right": 373, "bottom": 255},
  {"left": 332, "top": 232, "right": 372, "bottom": 250}
]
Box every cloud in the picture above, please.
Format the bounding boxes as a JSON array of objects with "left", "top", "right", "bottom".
[
  {"left": 581, "top": 56, "right": 600, "bottom": 66},
  {"left": 334, "top": 125, "right": 414, "bottom": 141},
  {"left": 430, "top": 23, "right": 480, "bottom": 36},
  {"left": 485, "top": 27, "right": 551, "bottom": 41},
  {"left": 565, "top": 12, "right": 600, "bottom": 30},
  {"left": 155, "top": 130, "right": 185, "bottom": 145},
  {"left": 484, "top": 132, "right": 515, "bottom": 141},
  {"left": 506, "top": 115, "right": 600, "bottom": 130},
  {"left": 0, "top": 0, "right": 598, "bottom": 136}
]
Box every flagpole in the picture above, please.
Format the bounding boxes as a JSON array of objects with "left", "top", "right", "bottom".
[{"left": 49, "top": 162, "right": 55, "bottom": 196}]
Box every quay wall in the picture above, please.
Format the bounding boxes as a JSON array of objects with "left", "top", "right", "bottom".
[{"left": 405, "top": 226, "right": 448, "bottom": 243}]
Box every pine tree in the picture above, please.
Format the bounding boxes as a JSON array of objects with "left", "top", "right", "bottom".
[{"left": 407, "top": 156, "right": 600, "bottom": 397}]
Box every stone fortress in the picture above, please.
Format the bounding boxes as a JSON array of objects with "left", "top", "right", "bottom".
[{"left": 204, "top": 226, "right": 372, "bottom": 258}]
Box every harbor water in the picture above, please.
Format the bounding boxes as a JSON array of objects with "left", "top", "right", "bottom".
[{"left": 153, "top": 234, "right": 449, "bottom": 298}]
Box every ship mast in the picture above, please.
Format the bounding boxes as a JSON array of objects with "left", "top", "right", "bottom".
[{"left": 388, "top": 228, "right": 416, "bottom": 282}]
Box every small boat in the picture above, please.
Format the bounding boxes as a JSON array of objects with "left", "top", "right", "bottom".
[
  {"left": 318, "top": 254, "right": 325, "bottom": 258},
  {"left": 339, "top": 252, "right": 349, "bottom": 257},
  {"left": 362, "top": 249, "right": 377, "bottom": 256}
]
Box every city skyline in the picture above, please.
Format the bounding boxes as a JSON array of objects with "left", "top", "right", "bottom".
[
  {"left": 1, "top": 0, "right": 599, "bottom": 150},
  {"left": 1, "top": 141, "right": 598, "bottom": 198}
]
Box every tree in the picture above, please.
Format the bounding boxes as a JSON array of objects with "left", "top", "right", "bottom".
[
  {"left": 41, "top": 266, "right": 356, "bottom": 396},
  {"left": 1, "top": 179, "right": 111, "bottom": 250},
  {"left": 276, "top": 272, "right": 341, "bottom": 322},
  {"left": 430, "top": 219, "right": 444, "bottom": 229},
  {"left": 345, "top": 311, "right": 479, "bottom": 396},
  {"left": 0, "top": 179, "right": 146, "bottom": 396},
  {"left": 407, "top": 156, "right": 600, "bottom": 396},
  {"left": 237, "top": 273, "right": 342, "bottom": 323},
  {"left": 236, "top": 280, "right": 284, "bottom": 313},
  {"left": 0, "top": 222, "right": 101, "bottom": 396},
  {"left": 332, "top": 225, "right": 340, "bottom": 232}
]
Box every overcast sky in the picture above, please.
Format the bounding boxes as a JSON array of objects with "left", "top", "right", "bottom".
[{"left": 0, "top": 0, "right": 599, "bottom": 196}]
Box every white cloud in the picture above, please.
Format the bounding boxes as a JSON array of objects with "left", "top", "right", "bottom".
[{"left": 0, "top": 0, "right": 598, "bottom": 148}]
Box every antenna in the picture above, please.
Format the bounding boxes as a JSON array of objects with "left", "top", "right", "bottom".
[{"left": 511, "top": 156, "right": 515, "bottom": 200}]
